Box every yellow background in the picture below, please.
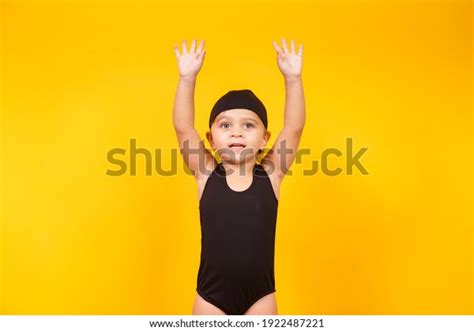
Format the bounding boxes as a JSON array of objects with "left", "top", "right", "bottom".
[{"left": 1, "top": 0, "right": 472, "bottom": 314}]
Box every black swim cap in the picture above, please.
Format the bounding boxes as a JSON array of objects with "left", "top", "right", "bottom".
[{"left": 209, "top": 89, "right": 268, "bottom": 129}]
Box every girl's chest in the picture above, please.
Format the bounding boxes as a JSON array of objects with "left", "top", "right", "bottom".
[{"left": 197, "top": 172, "right": 281, "bottom": 203}]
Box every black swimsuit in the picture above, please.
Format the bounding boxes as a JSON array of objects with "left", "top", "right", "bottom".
[{"left": 197, "top": 162, "right": 279, "bottom": 315}]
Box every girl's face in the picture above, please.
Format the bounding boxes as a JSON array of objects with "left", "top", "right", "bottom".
[{"left": 207, "top": 108, "right": 270, "bottom": 164}]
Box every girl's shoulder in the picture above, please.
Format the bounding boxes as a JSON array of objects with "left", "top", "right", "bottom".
[
  {"left": 196, "top": 157, "right": 219, "bottom": 202},
  {"left": 259, "top": 161, "right": 282, "bottom": 201}
]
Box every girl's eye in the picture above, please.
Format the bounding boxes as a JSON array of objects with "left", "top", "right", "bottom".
[
  {"left": 220, "top": 122, "right": 230, "bottom": 128},
  {"left": 244, "top": 122, "right": 254, "bottom": 128}
]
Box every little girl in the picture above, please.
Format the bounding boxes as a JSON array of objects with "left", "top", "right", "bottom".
[{"left": 173, "top": 38, "right": 305, "bottom": 315}]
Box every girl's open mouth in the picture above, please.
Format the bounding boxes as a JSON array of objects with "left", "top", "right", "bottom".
[{"left": 228, "top": 143, "right": 246, "bottom": 150}]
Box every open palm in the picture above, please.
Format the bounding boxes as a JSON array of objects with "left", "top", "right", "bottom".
[
  {"left": 174, "top": 39, "right": 206, "bottom": 79},
  {"left": 272, "top": 38, "right": 303, "bottom": 78}
]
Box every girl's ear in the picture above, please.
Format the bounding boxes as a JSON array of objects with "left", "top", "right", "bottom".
[
  {"left": 265, "top": 130, "right": 271, "bottom": 141},
  {"left": 262, "top": 130, "right": 271, "bottom": 148},
  {"left": 206, "top": 131, "right": 214, "bottom": 149}
]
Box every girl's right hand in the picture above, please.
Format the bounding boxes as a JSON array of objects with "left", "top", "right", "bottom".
[{"left": 174, "top": 39, "right": 206, "bottom": 80}]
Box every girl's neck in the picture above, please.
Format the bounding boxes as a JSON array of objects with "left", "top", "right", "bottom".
[{"left": 221, "top": 159, "right": 256, "bottom": 177}]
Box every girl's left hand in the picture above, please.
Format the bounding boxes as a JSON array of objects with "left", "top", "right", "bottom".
[{"left": 272, "top": 38, "right": 303, "bottom": 80}]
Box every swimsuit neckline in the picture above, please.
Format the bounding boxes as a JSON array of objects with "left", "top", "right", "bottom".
[{"left": 217, "top": 162, "right": 258, "bottom": 193}]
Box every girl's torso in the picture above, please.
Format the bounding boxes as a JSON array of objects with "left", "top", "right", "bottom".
[{"left": 196, "top": 160, "right": 279, "bottom": 315}]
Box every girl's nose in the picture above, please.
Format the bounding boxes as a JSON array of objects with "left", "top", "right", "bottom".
[{"left": 231, "top": 132, "right": 243, "bottom": 137}]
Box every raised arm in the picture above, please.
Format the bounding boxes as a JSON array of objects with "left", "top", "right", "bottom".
[
  {"left": 173, "top": 39, "right": 216, "bottom": 179},
  {"left": 261, "top": 38, "right": 306, "bottom": 180}
]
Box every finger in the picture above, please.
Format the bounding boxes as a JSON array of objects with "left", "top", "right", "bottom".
[
  {"left": 190, "top": 39, "right": 196, "bottom": 53},
  {"left": 197, "top": 40, "right": 204, "bottom": 53},
  {"left": 282, "top": 37, "right": 288, "bottom": 53},
  {"left": 298, "top": 43, "right": 303, "bottom": 56},
  {"left": 198, "top": 50, "right": 206, "bottom": 62},
  {"left": 173, "top": 44, "right": 181, "bottom": 59},
  {"left": 196, "top": 39, "right": 205, "bottom": 53},
  {"left": 272, "top": 41, "right": 282, "bottom": 55},
  {"left": 291, "top": 39, "right": 296, "bottom": 53},
  {"left": 182, "top": 40, "right": 188, "bottom": 53}
]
